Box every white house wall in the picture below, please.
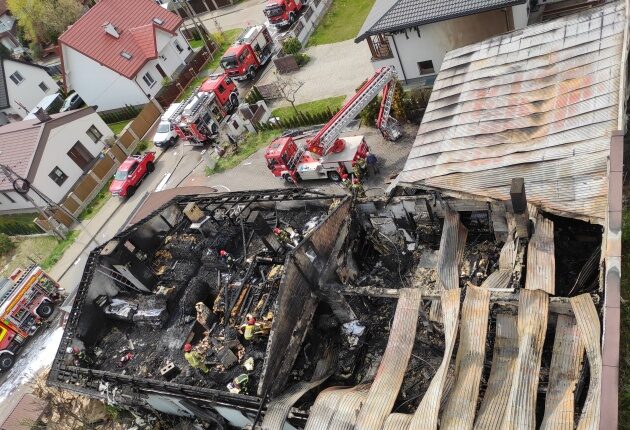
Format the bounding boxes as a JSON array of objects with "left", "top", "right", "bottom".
[
  {"left": 136, "top": 30, "right": 190, "bottom": 97},
  {"left": 3, "top": 60, "right": 58, "bottom": 117},
  {"left": 62, "top": 45, "right": 149, "bottom": 111},
  {"left": 512, "top": 3, "right": 530, "bottom": 30},
  {"left": 31, "top": 113, "right": 112, "bottom": 204},
  {"left": 372, "top": 9, "right": 514, "bottom": 81},
  {"left": 0, "top": 190, "right": 47, "bottom": 214}
]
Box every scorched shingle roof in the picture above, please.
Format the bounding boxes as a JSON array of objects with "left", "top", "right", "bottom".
[
  {"left": 356, "top": 0, "right": 526, "bottom": 42},
  {"left": 394, "top": 1, "right": 627, "bottom": 224},
  {"left": 58, "top": 0, "right": 182, "bottom": 79}
]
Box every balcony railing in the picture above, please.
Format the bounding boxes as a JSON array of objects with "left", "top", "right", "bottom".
[{"left": 367, "top": 34, "right": 393, "bottom": 61}]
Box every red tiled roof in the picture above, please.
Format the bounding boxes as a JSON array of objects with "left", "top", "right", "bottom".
[
  {"left": 58, "top": 0, "right": 182, "bottom": 79},
  {"left": 0, "top": 393, "right": 46, "bottom": 430}
]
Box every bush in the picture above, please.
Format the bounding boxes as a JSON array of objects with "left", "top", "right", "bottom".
[
  {"left": 282, "top": 37, "right": 302, "bottom": 56},
  {"left": 0, "top": 234, "right": 15, "bottom": 256},
  {"left": 295, "top": 53, "right": 310, "bottom": 67},
  {"left": 135, "top": 140, "right": 149, "bottom": 153},
  {"left": 99, "top": 105, "right": 141, "bottom": 124},
  {"left": 161, "top": 76, "right": 172, "bottom": 86},
  {"left": 29, "top": 42, "right": 42, "bottom": 59}
]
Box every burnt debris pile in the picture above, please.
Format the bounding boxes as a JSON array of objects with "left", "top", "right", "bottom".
[{"left": 64, "top": 195, "right": 330, "bottom": 396}]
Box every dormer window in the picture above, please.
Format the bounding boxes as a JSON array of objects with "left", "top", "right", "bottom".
[
  {"left": 153, "top": 17, "right": 164, "bottom": 25},
  {"left": 121, "top": 51, "right": 133, "bottom": 60}
]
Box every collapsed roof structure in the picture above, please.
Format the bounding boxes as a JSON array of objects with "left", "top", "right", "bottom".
[{"left": 48, "top": 2, "right": 626, "bottom": 429}]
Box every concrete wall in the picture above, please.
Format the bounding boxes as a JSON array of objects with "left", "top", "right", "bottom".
[
  {"left": 62, "top": 45, "right": 149, "bottom": 112},
  {"left": 30, "top": 113, "right": 112, "bottom": 204},
  {"left": 369, "top": 8, "right": 527, "bottom": 82},
  {"left": 2, "top": 60, "right": 58, "bottom": 117}
]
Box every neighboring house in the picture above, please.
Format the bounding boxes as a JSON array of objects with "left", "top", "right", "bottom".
[
  {"left": 0, "top": 107, "right": 113, "bottom": 214},
  {"left": 0, "top": 58, "right": 59, "bottom": 120},
  {"left": 0, "top": 0, "right": 21, "bottom": 54},
  {"left": 355, "top": 0, "right": 531, "bottom": 85},
  {"left": 59, "top": 0, "right": 193, "bottom": 112}
]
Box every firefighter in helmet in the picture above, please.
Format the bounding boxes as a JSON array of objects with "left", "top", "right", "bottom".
[
  {"left": 219, "top": 250, "right": 234, "bottom": 269},
  {"left": 273, "top": 227, "right": 291, "bottom": 245},
  {"left": 351, "top": 177, "right": 366, "bottom": 199},
  {"left": 184, "top": 343, "right": 209, "bottom": 374}
]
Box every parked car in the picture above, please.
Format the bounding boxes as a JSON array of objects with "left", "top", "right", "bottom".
[
  {"left": 109, "top": 152, "right": 156, "bottom": 198},
  {"left": 60, "top": 92, "right": 84, "bottom": 112},
  {"left": 152, "top": 111, "right": 179, "bottom": 149}
]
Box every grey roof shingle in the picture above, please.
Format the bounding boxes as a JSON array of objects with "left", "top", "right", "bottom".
[{"left": 356, "top": 0, "right": 526, "bottom": 41}]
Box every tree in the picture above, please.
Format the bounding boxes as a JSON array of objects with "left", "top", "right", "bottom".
[
  {"left": 274, "top": 70, "right": 304, "bottom": 115},
  {"left": 7, "top": 0, "right": 84, "bottom": 45}
]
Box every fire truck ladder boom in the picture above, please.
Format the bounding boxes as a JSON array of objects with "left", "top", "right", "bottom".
[{"left": 309, "top": 66, "right": 398, "bottom": 155}]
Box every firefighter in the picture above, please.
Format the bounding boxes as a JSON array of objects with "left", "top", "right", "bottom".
[
  {"left": 351, "top": 177, "right": 366, "bottom": 199},
  {"left": 341, "top": 173, "right": 351, "bottom": 191},
  {"left": 241, "top": 316, "right": 259, "bottom": 341},
  {"left": 219, "top": 250, "right": 234, "bottom": 269},
  {"left": 273, "top": 227, "right": 291, "bottom": 245},
  {"left": 366, "top": 151, "right": 379, "bottom": 174},
  {"left": 354, "top": 157, "right": 367, "bottom": 178},
  {"left": 184, "top": 343, "right": 209, "bottom": 374},
  {"left": 228, "top": 373, "right": 250, "bottom": 394}
]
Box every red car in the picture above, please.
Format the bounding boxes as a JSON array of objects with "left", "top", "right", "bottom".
[{"left": 109, "top": 152, "right": 155, "bottom": 197}]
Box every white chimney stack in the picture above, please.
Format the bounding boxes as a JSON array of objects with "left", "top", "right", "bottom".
[{"left": 103, "top": 22, "right": 119, "bottom": 38}]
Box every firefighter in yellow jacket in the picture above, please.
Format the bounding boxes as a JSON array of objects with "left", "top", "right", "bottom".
[{"left": 184, "top": 343, "right": 209, "bottom": 373}]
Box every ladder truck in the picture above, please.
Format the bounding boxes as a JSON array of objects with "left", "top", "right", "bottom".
[
  {"left": 264, "top": 66, "right": 402, "bottom": 183},
  {"left": 0, "top": 265, "right": 63, "bottom": 371}
]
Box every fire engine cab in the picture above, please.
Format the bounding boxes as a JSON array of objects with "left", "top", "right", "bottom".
[
  {"left": 199, "top": 73, "right": 240, "bottom": 112},
  {"left": 0, "top": 265, "right": 63, "bottom": 371},
  {"left": 263, "top": 0, "right": 303, "bottom": 28},
  {"left": 264, "top": 66, "right": 402, "bottom": 183},
  {"left": 221, "top": 26, "right": 274, "bottom": 81}
]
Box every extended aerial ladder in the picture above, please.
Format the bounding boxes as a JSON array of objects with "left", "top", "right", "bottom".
[{"left": 285, "top": 66, "right": 402, "bottom": 169}]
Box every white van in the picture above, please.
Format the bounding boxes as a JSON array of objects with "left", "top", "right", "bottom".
[{"left": 153, "top": 103, "right": 181, "bottom": 148}]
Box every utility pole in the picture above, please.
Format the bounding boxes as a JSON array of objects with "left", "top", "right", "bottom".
[{"left": 181, "top": 1, "right": 215, "bottom": 61}]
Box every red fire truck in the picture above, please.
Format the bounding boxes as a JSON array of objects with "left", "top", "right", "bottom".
[
  {"left": 264, "top": 66, "right": 402, "bottom": 183},
  {"left": 0, "top": 265, "right": 63, "bottom": 371},
  {"left": 165, "top": 74, "right": 239, "bottom": 145},
  {"left": 263, "top": 0, "right": 304, "bottom": 28},
  {"left": 221, "top": 26, "right": 274, "bottom": 81}
]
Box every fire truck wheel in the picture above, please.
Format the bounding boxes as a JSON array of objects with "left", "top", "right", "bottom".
[
  {"left": 327, "top": 171, "right": 341, "bottom": 182},
  {"left": 126, "top": 186, "right": 136, "bottom": 198},
  {"left": 211, "top": 123, "right": 219, "bottom": 135},
  {"left": 0, "top": 353, "right": 14, "bottom": 371},
  {"left": 289, "top": 12, "right": 296, "bottom": 23},
  {"left": 37, "top": 301, "right": 54, "bottom": 318},
  {"left": 230, "top": 93, "right": 239, "bottom": 109},
  {"left": 247, "top": 66, "right": 256, "bottom": 80},
  {"left": 147, "top": 162, "right": 155, "bottom": 173}
]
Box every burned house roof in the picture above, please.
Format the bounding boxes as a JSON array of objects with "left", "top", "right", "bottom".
[
  {"left": 47, "top": 185, "right": 611, "bottom": 428},
  {"left": 394, "top": 1, "right": 628, "bottom": 223},
  {"left": 355, "top": 0, "right": 526, "bottom": 42}
]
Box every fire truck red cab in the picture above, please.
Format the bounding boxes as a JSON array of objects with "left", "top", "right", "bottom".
[
  {"left": 221, "top": 26, "right": 274, "bottom": 81},
  {"left": 0, "top": 265, "right": 63, "bottom": 371},
  {"left": 263, "top": 0, "right": 303, "bottom": 28},
  {"left": 199, "top": 74, "right": 240, "bottom": 112}
]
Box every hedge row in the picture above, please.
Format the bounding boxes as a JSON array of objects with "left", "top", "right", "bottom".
[
  {"left": 0, "top": 220, "right": 41, "bottom": 236},
  {"left": 244, "top": 87, "right": 264, "bottom": 105},
  {"left": 255, "top": 107, "right": 340, "bottom": 131},
  {"left": 99, "top": 105, "right": 142, "bottom": 125}
]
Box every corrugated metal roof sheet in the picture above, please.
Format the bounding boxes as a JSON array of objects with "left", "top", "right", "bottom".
[
  {"left": 356, "top": 0, "right": 526, "bottom": 42},
  {"left": 58, "top": 0, "right": 182, "bottom": 79},
  {"left": 396, "top": 2, "right": 626, "bottom": 223}
]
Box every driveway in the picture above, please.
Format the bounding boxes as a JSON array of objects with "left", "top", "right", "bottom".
[
  {"left": 257, "top": 39, "right": 376, "bottom": 106},
  {"left": 182, "top": 124, "right": 419, "bottom": 195},
  {"left": 187, "top": 0, "right": 268, "bottom": 32}
]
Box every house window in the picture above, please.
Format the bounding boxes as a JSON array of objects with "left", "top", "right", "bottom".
[
  {"left": 418, "top": 61, "right": 435, "bottom": 75},
  {"left": 38, "top": 82, "right": 49, "bottom": 92},
  {"left": 367, "top": 34, "right": 393, "bottom": 60},
  {"left": 9, "top": 71, "right": 23, "bottom": 85},
  {"left": 67, "top": 141, "right": 94, "bottom": 170},
  {"left": 142, "top": 72, "right": 156, "bottom": 88},
  {"left": 174, "top": 40, "right": 184, "bottom": 53},
  {"left": 1, "top": 192, "right": 15, "bottom": 203},
  {"left": 217, "top": 84, "right": 225, "bottom": 94},
  {"left": 49, "top": 167, "right": 68, "bottom": 186},
  {"left": 86, "top": 125, "right": 103, "bottom": 143}
]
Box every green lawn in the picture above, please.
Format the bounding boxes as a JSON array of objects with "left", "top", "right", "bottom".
[
  {"left": 178, "top": 29, "right": 243, "bottom": 102},
  {"left": 620, "top": 210, "right": 630, "bottom": 427},
  {"left": 40, "top": 230, "right": 80, "bottom": 270},
  {"left": 189, "top": 39, "right": 204, "bottom": 50},
  {"left": 271, "top": 96, "right": 346, "bottom": 121},
  {"left": 308, "top": 0, "right": 376, "bottom": 46},
  {"left": 0, "top": 213, "right": 40, "bottom": 235},
  {"left": 108, "top": 120, "right": 131, "bottom": 135},
  {"left": 0, "top": 235, "right": 59, "bottom": 277},
  {"left": 78, "top": 179, "right": 113, "bottom": 221},
  {"left": 206, "top": 130, "right": 281, "bottom": 175}
]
